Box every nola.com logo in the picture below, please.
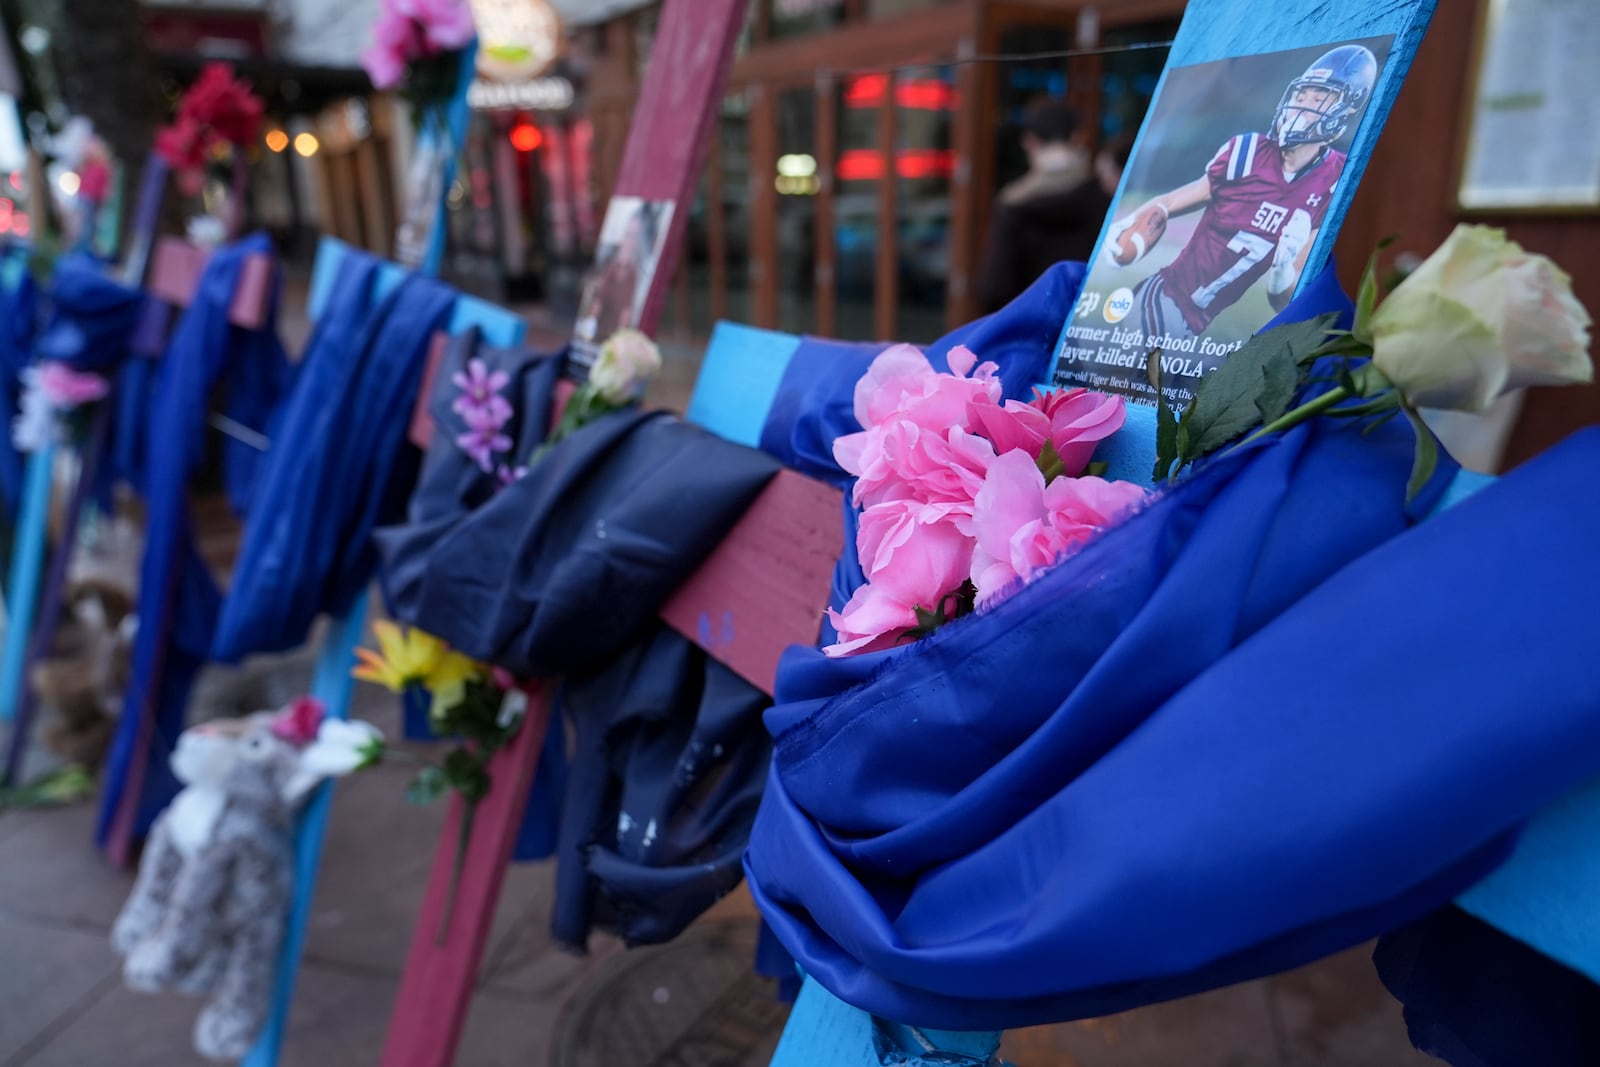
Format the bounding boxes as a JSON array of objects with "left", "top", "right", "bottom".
[{"left": 1102, "top": 287, "right": 1134, "bottom": 324}]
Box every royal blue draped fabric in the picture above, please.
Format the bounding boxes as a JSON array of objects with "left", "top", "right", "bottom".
[
  {"left": 745, "top": 410, "right": 1600, "bottom": 1029},
  {"left": 98, "top": 234, "right": 290, "bottom": 847},
  {"left": 33, "top": 254, "right": 148, "bottom": 508},
  {"left": 742, "top": 257, "right": 1600, "bottom": 1028},
  {"left": 211, "top": 259, "right": 456, "bottom": 662},
  {"left": 0, "top": 264, "right": 37, "bottom": 515}
]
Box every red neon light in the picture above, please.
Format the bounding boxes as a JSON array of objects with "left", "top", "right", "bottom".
[
  {"left": 835, "top": 148, "right": 956, "bottom": 181},
  {"left": 510, "top": 121, "right": 543, "bottom": 153},
  {"left": 843, "top": 74, "right": 957, "bottom": 111}
]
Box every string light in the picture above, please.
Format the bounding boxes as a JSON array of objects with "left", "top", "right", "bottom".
[
  {"left": 293, "top": 132, "right": 320, "bottom": 157},
  {"left": 265, "top": 129, "right": 289, "bottom": 153}
]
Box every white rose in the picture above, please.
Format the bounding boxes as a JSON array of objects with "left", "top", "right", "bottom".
[
  {"left": 1370, "top": 224, "right": 1592, "bottom": 413},
  {"left": 588, "top": 328, "right": 662, "bottom": 405}
]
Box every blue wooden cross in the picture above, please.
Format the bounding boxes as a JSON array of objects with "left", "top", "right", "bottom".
[
  {"left": 754, "top": 0, "right": 1442, "bottom": 1059},
  {"left": 243, "top": 37, "right": 541, "bottom": 1064}
]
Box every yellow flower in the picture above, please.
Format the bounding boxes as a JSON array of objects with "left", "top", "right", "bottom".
[
  {"left": 351, "top": 621, "right": 447, "bottom": 693},
  {"left": 426, "top": 650, "right": 484, "bottom": 711}
]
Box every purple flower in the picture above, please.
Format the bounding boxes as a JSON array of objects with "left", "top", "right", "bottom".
[
  {"left": 495, "top": 464, "right": 528, "bottom": 488},
  {"left": 452, "top": 391, "right": 512, "bottom": 426},
  {"left": 456, "top": 405, "right": 512, "bottom": 471},
  {"left": 452, "top": 359, "right": 509, "bottom": 408}
]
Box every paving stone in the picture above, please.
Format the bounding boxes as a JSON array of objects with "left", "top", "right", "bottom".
[
  {"left": 1264, "top": 944, "right": 1434, "bottom": 1067},
  {"left": 0, "top": 802, "right": 135, "bottom": 931},
  {"left": 0, "top": 913, "right": 119, "bottom": 1063},
  {"left": 1000, "top": 980, "right": 1284, "bottom": 1067}
]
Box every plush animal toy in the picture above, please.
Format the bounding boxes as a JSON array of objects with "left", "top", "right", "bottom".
[
  {"left": 111, "top": 699, "right": 382, "bottom": 1061},
  {"left": 34, "top": 577, "right": 135, "bottom": 769}
]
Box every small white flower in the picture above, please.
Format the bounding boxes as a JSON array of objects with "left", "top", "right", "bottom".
[
  {"left": 186, "top": 214, "right": 228, "bottom": 250},
  {"left": 588, "top": 328, "right": 662, "bottom": 405},
  {"left": 299, "top": 719, "right": 386, "bottom": 777},
  {"left": 13, "top": 369, "right": 60, "bottom": 453}
]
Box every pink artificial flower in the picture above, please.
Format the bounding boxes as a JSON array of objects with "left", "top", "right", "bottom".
[
  {"left": 1031, "top": 387, "right": 1126, "bottom": 477},
  {"left": 850, "top": 344, "right": 1001, "bottom": 432},
  {"left": 416, "top": 0, "right": 476, "bottom": 50},
  {"left": 362, "top": 39, "right": 407, "bottom": 89},
  {"left": 824, "top": 499, "right": 972, "bottom": 657},
  {"left": 271, "top": 696, "right": 327, "bottom": 746},
  {"left": 965, "top": 397, "right": 1051, "bottom": 458},
  {"left": 36, "top": 363, "right": 109, "bottom": 408},
  {"left": 835, "top": 420, "right": 995, "bottom": 511},
  {"left": 966, "top": 449, "right": 1146, "bottom": 604},
  {"left": 490, "top": 666, "right": 517, "bottom": 691}
]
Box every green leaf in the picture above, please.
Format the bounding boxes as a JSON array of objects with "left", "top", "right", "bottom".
[
  {"left": 1255, "top": 347, "right": 1299, "bottom": 427},
  {"left": 1177, "top": 316, "right": 1337, "bottom": 464},
  {"left": 405, "top": 766, "right": 449, "bottom": 806},
  {"left": 1147, "top": 349, "right": 1179, "bottom": 482},
  {"left": 1352, "top": 235, "right": 1398, "bottom": 345},
  {"left": 1402, "top": 405, "right": 1439, "bottom": 503},
  {"left": 1083, "top": 460, "right": 1109, "bottom": 478},
  {"left": 1361, "top": 407, "right": 1402, "bottom": 436}
]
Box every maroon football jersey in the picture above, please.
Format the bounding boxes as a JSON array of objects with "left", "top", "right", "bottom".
[{"left": 1159, "top": 133, "right": 1345, "bottom": 332}]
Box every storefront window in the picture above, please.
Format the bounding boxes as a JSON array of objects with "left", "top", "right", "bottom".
[
  {"left": 991, "top": 24, "right": 1077, "bottom": 195},
  {"left": 711, "top": 90, "right": 752, "bottom": 327},
  {"left": 774, "top": 86, "right": 818, "bottom": 334},
  {"left": 1100, "top": 20, "right": 1179, "bottom": 140},
  {"left": 832, "top": 70, "right": 881, "bottom": 340},
  {"left": 770, "top": 0, "right": 847, "bottom": 40},
  {"left": 894, "top": 64, "right": 956, "bottom": 342}
]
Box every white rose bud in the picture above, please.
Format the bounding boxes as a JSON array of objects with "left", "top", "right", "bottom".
[
  {"left": 298, "top": 719, "right": 386, "bottom": 777},
  {"left": 588, "top": 328, "right": 663, "bottom": 406},
  {"left": 1370, "top": 224, "right": 1592, "bottom": 413}
]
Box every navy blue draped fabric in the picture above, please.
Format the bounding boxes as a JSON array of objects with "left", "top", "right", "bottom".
[
  {"left": 0, "top": 263, "right": 37, "bottom": 515},
  {"left": 97, "top": 234, "right": 290, "bottom": 847},
  {"left": 553, "top": 624, "right": 771, "bottom": 949},
  {"left": 1375, "top": 906, "right": 1600, "bottom": 1067},
  {"left": 377, "top": 326, "right": 565, "bottom": 626},
  {"left": 211, "top": 260, "right": 456, "bottom": 662},
  {"left": 745, "top": 412, "right": 1600, "bottom": 1029},
  {"left": 387, "top": 410, "right": 781, "bottom": 679},
  {"left": 377, "top": 393, "right": 782, "bottom": 945},
  {"left": 370, "top": 327, "right": 570, "bottom": 852}
]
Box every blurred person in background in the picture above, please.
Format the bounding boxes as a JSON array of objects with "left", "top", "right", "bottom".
[{"left": 978, "top": 112, "right": 1133, "bottom": 314}]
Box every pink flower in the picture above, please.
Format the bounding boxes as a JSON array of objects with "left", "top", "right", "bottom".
[
  {"left": 965, "top": 397, "right": 1051, "bottom": 458},
  {"left": 495, "top": 463, "right": 528, "bottom": 488},
  {"left": 966, "top": 449, "right": 1146, "bottom": 603},
  {"left": 271, "top": 696, "right": 327, "bottom": 746},
  {"left": 362, "top": 39, "right": 407, "bottom": 88},
  {"left": 36, "top": 363, "right": 108, "bottom": 408},
  {"left": 1031, "top": 387, "right": 1126, "bottom": 476},
  {"left": 824, "top": 500, "right": 972, "bottom": 657},
  {"left": 835, "top": 421, "right": 996, "bottom": 510},
  {"left": 851, "top": 344, "right": 1001, "bottom": 432},
  {"left": 410, "top": 0, "right": 477, "bottom": 50}
]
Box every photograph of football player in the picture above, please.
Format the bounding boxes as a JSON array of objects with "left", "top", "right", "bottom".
[{"left": 1105, "top": 44, "right": 1379, "bottom": 343}]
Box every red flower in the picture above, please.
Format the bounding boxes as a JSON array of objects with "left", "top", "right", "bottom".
[{"left": 271, "top": 696, "right": 327, "bottom": 746}]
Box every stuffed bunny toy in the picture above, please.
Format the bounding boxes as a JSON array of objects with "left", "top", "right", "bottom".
[{"left": 111, "top": 699, "right": 381, "bottom": 1062}]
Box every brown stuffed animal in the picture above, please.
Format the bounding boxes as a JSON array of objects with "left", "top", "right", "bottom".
[{"left": 33, "top": 577, "right": 136, "bottom": 769}]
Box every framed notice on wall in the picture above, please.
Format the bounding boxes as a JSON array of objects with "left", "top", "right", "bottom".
[{"left": 1457, "top": 0, "right": 1600, "bottom": 213}]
